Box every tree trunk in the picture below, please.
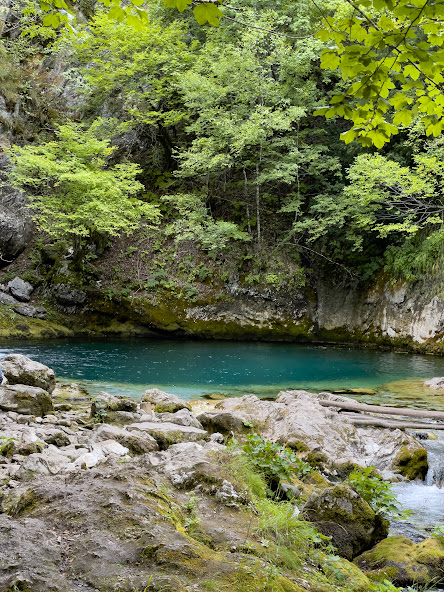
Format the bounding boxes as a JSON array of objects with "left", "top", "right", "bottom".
[{"left": 320, "top": 399, "right": 444, "bottom": 420}]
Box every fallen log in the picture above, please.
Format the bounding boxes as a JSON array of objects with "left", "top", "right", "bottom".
[
  {"left": 319, "top": 399, "right": 444, "bottom": 420},
  {"left": 349, "top": 418, "right": 444, "bottom": 430}
]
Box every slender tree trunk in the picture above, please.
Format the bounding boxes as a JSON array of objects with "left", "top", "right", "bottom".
[
  {"left": 256, "top": 144, "right": 263, "bottom": 254},
  {"left": 243, "top": 168, "right": 251, "bottom": 235}
]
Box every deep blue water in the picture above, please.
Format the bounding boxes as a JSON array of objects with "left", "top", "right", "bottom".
[{"left": 1, "top": 338, "right": 444, "bottom": 403}]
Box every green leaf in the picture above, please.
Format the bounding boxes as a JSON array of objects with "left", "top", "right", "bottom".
[
  {"left": 163, "top": 0, "right": 192, "bottom": 13},
  {"left": 193, "top": 3, "right": 223, "bottom": 26}
]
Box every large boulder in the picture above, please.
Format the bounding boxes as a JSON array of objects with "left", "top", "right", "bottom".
[
  {"left": 215, "top": 391, "right": 428, "bottom": 480},
  {"left": 127, "top": 421, "right": 207, "bottom": 449},
  {"left": 92, "top": 423, "right": 158, "bottom": 454},
  {"left": 7, "top": 277, "right": 33, "bottom": 302},
  {"left": 355, "top": 536, "right": 444, "bottom": 587},
  {"left": 197, "top": 411, "right": 249, "bottom": 435},
  {"left": 156, "top": 408, "right": 204, "bottom": 430},
  {"left": 0, "top": 354, "right": 56, "bottom": 394},
  {"left": 0, "top": 384, "right": 53, "bottom": 416},
  {"left": 303, "top": 484, "right": 389, "bottom": 560},
  {"left": 90, "top": 392, "right": 138, "bottom": 416},
  {"left": 141, "top": 388, "right": 191, "bottom": 413}
]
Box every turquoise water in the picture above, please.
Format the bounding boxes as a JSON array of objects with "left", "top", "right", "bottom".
[{"left": 2, "top": 338, "right": 444, "bottom": 403}]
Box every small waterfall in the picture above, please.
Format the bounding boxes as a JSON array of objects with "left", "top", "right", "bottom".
[
  {"left": 391, "top": 431, "right": 444, "bottom": 541},
  {"left": 423, "top": 432, "right": 444, "bottom": 486}
]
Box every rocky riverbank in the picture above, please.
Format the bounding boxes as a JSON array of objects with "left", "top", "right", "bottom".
[{"left": 1, "top": 354, "right": 443, "bottom": 591}]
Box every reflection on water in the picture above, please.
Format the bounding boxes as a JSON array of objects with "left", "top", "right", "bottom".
[{"left": 1, "top": 338, "right": 444, "bottom": 403}]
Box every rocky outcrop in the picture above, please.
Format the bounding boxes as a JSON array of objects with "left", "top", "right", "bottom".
[
  {"left": 0, "top": 354, "right": 56, "bottom": 393},
  {"left": 303, "top": 484, "right": 389, "bottom": 560},
  {"left": 215, "top": 391, "right": 428, "bottom": 480},
  {"left": 0, "top": 156, "right": 32, "bottom": 266},
  {"left": 355, "top": 536, "right": 444, "bottom": 587}
]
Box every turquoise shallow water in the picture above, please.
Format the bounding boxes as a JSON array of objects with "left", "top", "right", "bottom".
[{"left": 1, "top": 337, "right": 444, "bottom": 403}]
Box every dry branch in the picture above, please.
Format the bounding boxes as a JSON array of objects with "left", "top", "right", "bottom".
[{"left": 320, "top": 399, "right": 444, "bottom": 420}]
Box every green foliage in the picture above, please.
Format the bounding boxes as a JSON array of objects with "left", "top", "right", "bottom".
[
  {"left": 432, "top": 525, "right": 444, "bottom": 544},
  {"left": 241, "top": 434, "right": 312, "bottom": 488},
  {"left": 345, "top": 466, "right": 405, "bottom": 519},
  {"left": 7, "top": 119, "right": 160, "bottom": 255},
  {"left": 163, "top": 193, "right": 249, "bottom": 253},
  {"left": 314, "top": 0, "right": 444, "bottom": 147}
]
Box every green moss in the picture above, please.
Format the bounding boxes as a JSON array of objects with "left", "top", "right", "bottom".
[{"left": 393, "top": 446, "right": 428, "bottom": 480}]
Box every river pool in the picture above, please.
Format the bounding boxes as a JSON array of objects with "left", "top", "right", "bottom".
[{"left": 1, "top": 338, "right": 444, "bottom": 407}]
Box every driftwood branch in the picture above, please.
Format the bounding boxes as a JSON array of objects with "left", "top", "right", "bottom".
[
  {"left": 320, "top": 399, "right": 444, "bottom": 421},
  {"left": 340, "top": 413, "right": 444, "bottom": 430}
]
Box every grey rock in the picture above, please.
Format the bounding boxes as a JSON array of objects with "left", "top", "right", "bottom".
[
  {"left": 424, "top": 377, "right": 444, "bottom": 389},
  {"left": 0, "top": 384, "right": 53, "bottom": 416},
  {"left": 53, "top": 283, "right": 87, "bottom": 307},
  {"left": 156, "top": 408, "right": 203, "bottom": 429},
  {"left": 92, "top": 423, "right": 158, "bottom": 454},
  {"left": 141, "top": 388, "right": 191, "bottom": 413},
  {"left": 197, "top": 411, "right": 249, "bottom": 435},
  {"left": 13, "top": 303, "right": 47, "bottom": 319},
  {"left": 90, "top": 392, "right": 138, "bottom": 417},
  {"left": 0, "top": 515, "right": 68, "bottom": 592},
  {"left": 0, "top": 292, "right": 17, "bottom": 305},
  {"left": 7, "top": 277, "right": 34, "bottom": 302},
  {"left": 127, "top": 421, "right": 207, "bottom": 448},
  {"left": 280, "top": 482, "right": 301, "bottom": 499},
  {"left": 0, "top": 354, "right": 56, "bottom": 393}
]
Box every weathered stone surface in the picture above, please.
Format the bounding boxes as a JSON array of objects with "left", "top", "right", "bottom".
[
  {"left": 355, "top": 536, "right": 444, "bottom": 587},
  {"left": 7, "top": 277, "right": 33, "bottom": 302},
  {"left": 156, "top": 408, "right": 203, "bottom": 429},
  {"left": 13, "top": 303, "right": 47, "bottom": 319},
  {"left": 0, "top": 384, "right": 53, "bottom": 416},
  {"left": 197, "top": 411, "right": 249, "bottom": 434},
  {"left": 0, "top": 158, "right": 32, "bottom": 267},
  {"left": 0, "top": 292, "right": 16, "bottom": 305},
  {"left": 142, "top": 388, "right": 191, "bottom": 413},
  {"left": 303, "top": 484, "right": 389, "bottom": 560},
  {"left": 0, "top": 515, "right": 68, "bottom": 592},
  {"left": 127, "top": 421, "right": 207, "bottom": 448},
  {"left": 53, "top": 283, "right": 87, "bottom": 308},
  {"left": 0, "top": 354, "right": 56, "bottom": 394},
  {"left": 216, "top": 391, "right": 428, "bottom": 480},
  {"left": 92, "top": 423, "right": 158, "bottom": 454},
  {"left": 424, "top": 377, "right": 444, "bottom": 389},
  {"left": 90, "top": 392, "right": 138, "bottom": 418}
]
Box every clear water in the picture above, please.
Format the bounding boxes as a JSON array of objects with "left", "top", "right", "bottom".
[
  {"left": 2, "top": 337, "right": 444, "bottom": 403},
  {"left": 391, "top": 433, "right": 444, "bottom": 541}
]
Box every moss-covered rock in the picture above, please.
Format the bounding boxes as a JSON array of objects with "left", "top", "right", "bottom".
[
  {"left": 355, "top": 535, "right": 444, "bottom": 587},
  {"left": 393, "top": 444, "right": 428, "bottom": 480},
  {"left": 303, "top": 484, "right": 389, "bottom": 560}
]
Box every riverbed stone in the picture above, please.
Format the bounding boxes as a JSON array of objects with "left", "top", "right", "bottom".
[
  {"left": 92, "top": 423, "right": 158, "bottom": 454},
  {"left": 424, "top": 377, "right": 444, "bottom": 389},
  {"left": 0, "top": 354, "right": 56, "bottom": 394},
  {"left": 303, "top": 484, "right": 389, "bottom": 560},
  {"left": 141, "top": 388, "right": 191, "bottom": 413},
  {"left": 354, "top": 536, "right": 444, "bottom": 587},
  {"left": 197, "top": 410, "right": 249, "bottom": 434},
  {"left": 155, "top": 408, "right": 204, "bottom": 429},
  {"left": 127, "top": 421, "right": 207, "bottom": 448},
  {"left": 90, "top": 392, "right": 138, "bottom": 421},
  {"left": 7, "top": 277, "right": 34, "bottom": 302},
  {"left": 0, "top": 384, "right": 53, "bottom": 416}
]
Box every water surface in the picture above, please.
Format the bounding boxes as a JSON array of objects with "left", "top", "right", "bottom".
[{"left": 2, "top": 338, "right": 444, "bottom": 405}]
